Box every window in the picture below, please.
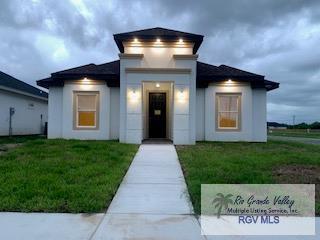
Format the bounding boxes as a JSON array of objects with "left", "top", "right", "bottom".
[
  {"left": 216, "top": 94, "right": 241, "bottom": 130},
  {"left": 74, "top": 92, "right": 99, "bottom": 129}
]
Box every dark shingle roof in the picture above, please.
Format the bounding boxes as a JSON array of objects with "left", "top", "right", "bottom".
[
  {"left": 196, "top": 62, "right": 279, "bottom": 90},
  {"left": 264, "top": 79, "right": 279, "bottom": 90},
  {"left": 37, "top": 60, "right": 119, "bottom": 88},
  {"left": 37, "top": 60, "right": 279, "bottom": 91},
  {"left": 196, "top": 61, "right": 226, "bottom": 76},
  {"left": 114, "top": 27, "right": 204, "bottom": 54},
  {"left": 218, "top": 65, "right": 264, "bottom": 78},
  {"left": 52, "top": 63, "right": 98, "bottom": 75},
  {"left": 197, "top": 62, "right": 263, "bottom": 78},
  {"left": 0, "top": 71, "right": 48, "bottom": 98},
  {"left": 52, "top": 60, "right": 119, "bottom": 76}
]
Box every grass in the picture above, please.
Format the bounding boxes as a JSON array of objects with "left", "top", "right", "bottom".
[
  {"left": 176, "top": 140, "right": 320, "bottom": 215},
  {"left": 0, "top": 135, "right": 44, "bottom": 145},
  {"left": 0, "top": 138, "right": 138, "bottom": 213},
  {"left": 268, "top": 130, "right": 320, "bottom": 139}
]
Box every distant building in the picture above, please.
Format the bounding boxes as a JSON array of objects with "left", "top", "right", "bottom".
[{"left": 0, "top": 71, "right": 48, "bottom": 136}]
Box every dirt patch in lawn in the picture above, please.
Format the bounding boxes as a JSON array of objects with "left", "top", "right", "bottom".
[
  {"left": 0, "top": 143, "right": 22, "bottom": 155},
  {"left": 273, "top": 164, "right": 320, "bottom": 201}
]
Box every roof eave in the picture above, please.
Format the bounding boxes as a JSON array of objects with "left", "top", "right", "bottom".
[
  {"left": 51, "top": 73, "right": 118, "bottom": 80},
  {"left": 113, "top": 33, "right": 204, "bottom": 54},
  {"left": 0, "top": 85, "right": 48, "bottom": 100},
  {"left": 193, "top": 37, "right": 204, "bottom": 54},
  {"left": 265, "top": 82, "right": 280, "bottom": 91},
  {"left": 196, "top": 75, "right": 279, "bottom": 91},
  {"left": 37, "top": 78, "right": 64, "bottom": 89},
  {"left": 37, "top": 73, "right": 120, "bottom": 89},
  {"left": 113, "top": 35, "right": 124, "bottom": 53}
]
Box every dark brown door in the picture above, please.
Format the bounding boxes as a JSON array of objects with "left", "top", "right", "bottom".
[{"left": 149, "top": 93, "right": 166, "bottom": 138}]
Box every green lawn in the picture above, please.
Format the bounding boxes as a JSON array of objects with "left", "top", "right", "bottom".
[
  {"left": 176, "top": 140, "right": 320, "bottom": 215},
  {"left": 0, "top": 138, "right": 137, "bottom": 213},
  {"left": 268, "top": 130, "right": 320, "bottom": 139},
  {"left": 0, "top": 135, "right": 44, "bottom": 145}
]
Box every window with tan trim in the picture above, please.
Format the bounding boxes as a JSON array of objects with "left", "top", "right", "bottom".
[
  {"left": 216, "top": 94, "right": 241, "bottom": 130},
  {"left": 73, "top": 92, "right": 99, "bottom": 129}
]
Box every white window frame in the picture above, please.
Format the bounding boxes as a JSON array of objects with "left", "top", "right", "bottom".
[
  {"left": 73, "top": 91, "right": 99, "bottom": 130},
  {"left": 216, "top": 93, "right": 241, "bottom": 131}
]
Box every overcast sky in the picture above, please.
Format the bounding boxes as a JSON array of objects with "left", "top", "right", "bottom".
[{"left": 1, "top": 0, "right": 319, "bottom": 123}]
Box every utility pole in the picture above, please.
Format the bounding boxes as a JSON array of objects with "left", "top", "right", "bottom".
[
  {"left": 9, "top": 107, "right": 15, "bottom": 136},
  {"left": 292, "top": 115, "right": 296, "bottom": 128}
]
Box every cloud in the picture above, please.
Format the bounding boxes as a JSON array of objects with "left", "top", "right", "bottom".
[{"left": 0, "top": 0, "right": 319, "bottom": 123}]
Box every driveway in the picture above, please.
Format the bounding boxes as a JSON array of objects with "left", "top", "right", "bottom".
[{"left": 268, "top": 136, "right": 320, "bottom": 145}]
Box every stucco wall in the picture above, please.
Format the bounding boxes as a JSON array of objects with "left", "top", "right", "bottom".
[
  {"left": 205, "top": 83, "right": 252, "bottom": 141},
  {"left": 48, "top": 87, "right": 63, "bottom": 138},
  {"left": 48, "top": 82, "right": 112, "bottom": 140},
  {"left": 125, "top": 45, "right": 192, "bottom": 68},
  {"left": 202, "top": 83, "right": 267, "bottom": 142},
  {"left": 0, "top": 89, "right": 48, "bottom": 136},
  {"left": 110, "top": 87, "right": 120, "bottom": 139},
  {"left": 252, "top": 89, "right": 267, "bottom": 142},
  {"left": 48, "top": 82, "right": 267, "bottom": 142},
  {"left": 120, "top": 44, "right": 197, "bottom": 145},
  {"left": 196, "top": 88, "right": 205, "bottom": 141}
]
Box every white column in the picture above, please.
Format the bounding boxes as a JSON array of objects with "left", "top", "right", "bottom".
[
  {"left": 126, "top": 84, "right": 143, "bottom": 144},
  {"left": 173, "top": 85, "right": 191, "bottom": 144}
]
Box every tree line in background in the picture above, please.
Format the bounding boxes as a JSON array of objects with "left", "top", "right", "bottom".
[{"left": 267, "top": 121, "right": 320, "bottom": 129}]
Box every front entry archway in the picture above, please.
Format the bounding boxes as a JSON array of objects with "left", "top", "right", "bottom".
[
  {"left": 148, "top": 92, "right": 166, "bottom": 138},
  {"left": 142, "top": 82, "right": 173, "bottom": 141}
]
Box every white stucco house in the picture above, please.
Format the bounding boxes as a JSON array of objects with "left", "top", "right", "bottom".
[
  {"left": 0, "top": 71, "right": 48, "bottom": 136},
  {"left": 37, "top": 27, "right": 279, "bottom": 145}
]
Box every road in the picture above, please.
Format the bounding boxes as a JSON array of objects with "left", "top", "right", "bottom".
[{"left": 268, "top": 135, "right": 320, "bottom": 145}]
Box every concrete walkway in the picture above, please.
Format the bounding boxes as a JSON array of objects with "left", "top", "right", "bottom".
[
  {"left": 268, "top": 136, "right": 320, "bottom": 145},
  {"left": 0, "top": 212, "right": 104, "bottom": 240},
  {"left": 92, "top": 144, "right": 204, "bottom": 240}
]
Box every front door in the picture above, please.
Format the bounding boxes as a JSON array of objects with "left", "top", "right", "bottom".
[{"left": 149, "top": 92, "right": 166, "bottom": 138}]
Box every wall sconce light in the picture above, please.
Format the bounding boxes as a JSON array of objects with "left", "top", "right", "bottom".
[
  {"left": 156, "top": 38, "right": 161, "bottom": 43},
  {"left": 156, "top": 83, "right": 160, "bottom": 88},
  {"left": 177, "top": 89, "right": 185, "bottom": 103},
  {"left": 133, "top": 38, "right": 138, "bottom": 43},
  {"left": 129, "top": 89, "right": 139, "bottom": 102},
  {"left": 179, "top": 38, "right": 183, "bottom": 43}
]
